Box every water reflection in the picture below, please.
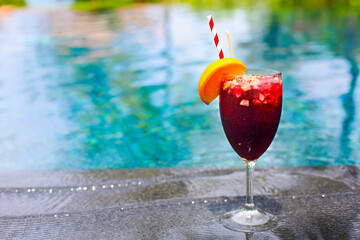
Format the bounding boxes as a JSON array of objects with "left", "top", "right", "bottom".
[
  {"left": 0, "top": 2, "right": 358, "bottom": 169},
  {"left": 48, "top": 6, "right": 210, "bottom": 168},
  {"left": 339, "top": 14, "right": 358, "bottom": 164}
]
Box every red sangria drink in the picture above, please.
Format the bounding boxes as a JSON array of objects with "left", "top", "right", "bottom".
[
  {"left": 219, "top": 69, "right": 282, "bottom": 232},
  {"left": 220, "top": 70, "right": 282, "bottom": 161}
]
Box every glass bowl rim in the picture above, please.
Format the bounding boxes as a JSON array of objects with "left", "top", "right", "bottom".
[{"left": 223, "top": 68, "right": 281, "bottom": 77}]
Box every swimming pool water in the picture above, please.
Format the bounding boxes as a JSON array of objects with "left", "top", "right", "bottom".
[{"left": 0, "top": 2, "right": 359, "bottom": 169}]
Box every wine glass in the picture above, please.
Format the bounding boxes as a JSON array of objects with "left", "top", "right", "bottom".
[{"left": 219, "top": 69, "right": 282, "bottom": 232}]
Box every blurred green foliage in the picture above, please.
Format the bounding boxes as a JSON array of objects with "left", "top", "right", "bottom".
[
  {"left": 0, "top": 0, "right": 26, "bottom": 7},
  {"left": 72, "top": 0, "right": 132, "bottom": 11},
  {"left": 71, "top": 0, "right": 360, "bottom": 11},
  {"left": 2, "top": 0, "right": 359, "bottom": 10},
  {"left": 72, "top": 0, "right": 162, "bottom": 11},
  {"left": 181, "top": 0, "right": 360, "bottom": 10}
]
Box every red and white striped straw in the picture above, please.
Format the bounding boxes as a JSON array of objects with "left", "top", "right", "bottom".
[{"left": 207, "top": 15, "right": 224, "bottom": 59}]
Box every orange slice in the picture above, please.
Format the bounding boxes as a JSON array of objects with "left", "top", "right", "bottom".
[{"left": 198, "top": 58, "right": 247, "bottom": 105}]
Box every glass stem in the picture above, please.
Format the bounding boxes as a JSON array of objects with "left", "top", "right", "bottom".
[{"left": 244, "top": 159, "right": 257, "bottom": 211}]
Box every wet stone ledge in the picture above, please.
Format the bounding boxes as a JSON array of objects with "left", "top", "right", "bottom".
[{"left": 0, "top": 165, "right": 358, "bottom": 239}]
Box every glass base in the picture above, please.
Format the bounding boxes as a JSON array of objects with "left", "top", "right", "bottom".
[{"left": 220, "top": 208, "right": 278, "bottom": 232}]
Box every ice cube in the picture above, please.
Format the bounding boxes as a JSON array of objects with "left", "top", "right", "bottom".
[
  {"left": 259, "top": 93, "right": 265, "bottom": 101},
  {"left": 240, "top": 99, "right": 249, "bottom": 107},
  {"left": 241, "top": 84, "right": 251, "bottom": 91}
]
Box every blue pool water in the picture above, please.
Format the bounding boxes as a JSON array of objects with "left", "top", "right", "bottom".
[{"left": 0, "top": 2, "right": 359, "bottom": 169}]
